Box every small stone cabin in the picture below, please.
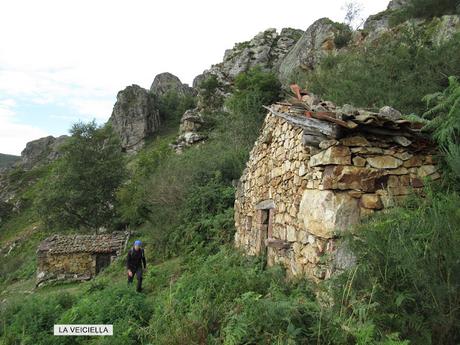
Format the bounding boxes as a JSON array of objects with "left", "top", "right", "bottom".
[
  {"left": 234, "top": 96, "right": 439, "bottom": 281},
  {"left": 36, "top": 231, "right": 129, "bottom": 286}
]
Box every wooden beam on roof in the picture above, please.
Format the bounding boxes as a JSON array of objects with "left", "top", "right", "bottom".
[{"left": 264, "top": 106, "right": 341, "bottom": 138}]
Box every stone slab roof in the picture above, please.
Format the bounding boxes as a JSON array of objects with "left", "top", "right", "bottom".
[
  {"left": 37, "top": 231, "right": 129, "bottom": 255},
  {"left": 265, "top": 94, "right": 430, "bottom": 148}
]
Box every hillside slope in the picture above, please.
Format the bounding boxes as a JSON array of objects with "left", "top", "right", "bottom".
[
  {"left": 0, "top": 153, "right": 19, "bottom": 169},
  {"left": 1, "top": 0, "right": 460, "bottom": 344}
]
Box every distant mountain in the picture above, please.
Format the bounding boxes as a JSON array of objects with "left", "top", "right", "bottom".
[{"left": 0, "top": 153, "right": 20, "bottom": 169}]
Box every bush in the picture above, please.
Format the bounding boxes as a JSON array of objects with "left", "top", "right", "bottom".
[
  {"left": 157, "top": 90, "right": 196, "bottom": 125},
  {"left": 225, "top": 67, "right": 281, "bottom": 146},
  {"left": 423, "top": 76, "right": 460, "bottom": 185},
  {"left": 325, "top": 190, "right": 460, "bottom": 344},
  {"left": 0, "top": 292, "right": 75, "bottom": 345},
  {"left": 390, "top": 0, "right": 459, "bottom": 25},
  {"left": 308, "top": 28, "right": 460, "bottom": 114},
  {"left": 333, "top": 23, "right": 353, "bottom": 49},
  {"left": 146, "top": 248, "right": 318, "bottom": 344},
  {"left": 55, "top": 285, "right": 151, "bottom": 345},
  {"left": 198, "top": 75, "right": 225, "bottom": 110},
  {"left": 35, "top": 121, "right": 127, "bottom": 231},
  {"left": 167, "top": 173, "right": 236, "bottom": 255}
]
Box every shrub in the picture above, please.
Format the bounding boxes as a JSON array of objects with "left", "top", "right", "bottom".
[
  {"left": 55, "top": 285, "right": 151, "bottom": 345},
  {"left": 390, "top": 0, "right": 459, "bottom": 25},
  {"left": 325, "top": 190, "right": 460, "bottom": 344},
  {"left": 35, "top": 121, "right": 127, "bottom": 231},
  {"left": 308, "top": 28, "right": 460, "bottom": 114},
  {"left": 333, "top": 23, "right": 353, "bottom": 48},
  {"left": 423, "top": 76, "right": 460, "bottom": 185},
  {"left": 157, "top": 90, "right": 196, "bottom": 125},
  {"left": 146, "top": 248, "right": 317, "bottom": 344},
  {"left": 225, "top": 67, "right": 281, "bottom": 146},
  {"left": 0, "top": 292, "right": 75, "bottom": 345},
  {"left": 198, "top": 75, "right": 225, "bottom": 110}
]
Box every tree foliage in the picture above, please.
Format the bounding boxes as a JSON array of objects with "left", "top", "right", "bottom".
[{"left": 35, "top": 121, "right": 126, "bottom": 231}]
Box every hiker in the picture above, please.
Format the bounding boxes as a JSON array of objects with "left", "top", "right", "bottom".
[{"left": 126, "top": 239, "right": 147, "bottom": 292}]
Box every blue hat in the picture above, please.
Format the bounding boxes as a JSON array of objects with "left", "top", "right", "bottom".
[{"left": 134, "top": 240, "right": 142, "bottom": 246}]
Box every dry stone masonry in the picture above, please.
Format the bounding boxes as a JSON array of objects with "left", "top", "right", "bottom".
[
  {"left": 234, "top": 95, "right": 439, "bottom": 281},
  {"left": 36, "top": 231, "right": 129, "bottom": 287}
]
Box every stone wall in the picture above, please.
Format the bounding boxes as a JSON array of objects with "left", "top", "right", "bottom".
[
  {"left": 36, "top": 252, "right": 97, "bottom": 285},
  {"left": 234, "top": 112, "right": 439, "bottom": 281}
]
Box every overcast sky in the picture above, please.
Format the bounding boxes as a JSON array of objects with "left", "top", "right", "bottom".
[{"left": 0, "top": 0, "right": 389, "bottom": 155}]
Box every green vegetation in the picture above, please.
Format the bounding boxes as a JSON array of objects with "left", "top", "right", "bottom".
[
  {"left": 35, "top": 121, "right": 126, "bottom": 231},
  {"left": 308, "top": 26, "right": 460, "bottom": 114},
  {"left": 117, "top": 67, "right": 281, "bottom": 260},
  {"left": 333, "top": 23, "right": 353, "bottom": 49},
  {"left": 390, "top": 0, "right": 460, "bottom": 26},
  {"left": 157, "top": 90, "right": 196, "bottom": 127},
  {"left": 2, "top": 25, "right": 460, "bottom": 344}
]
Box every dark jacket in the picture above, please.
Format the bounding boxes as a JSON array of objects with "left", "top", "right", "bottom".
[{"left": 126, "top": 247, "right": 146, "bottom": 271}]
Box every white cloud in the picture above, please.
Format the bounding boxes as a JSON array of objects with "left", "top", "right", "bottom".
[
  {"left": 0, "top": 0, "right": 390, "bottom": 151},
  {"left": 0, "top": 100, "right": 48, "bottom": 155}
]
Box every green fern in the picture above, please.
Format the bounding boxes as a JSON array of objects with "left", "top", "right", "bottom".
[{"left": 423, "top": 76, "right": 460, "bottom": 146}]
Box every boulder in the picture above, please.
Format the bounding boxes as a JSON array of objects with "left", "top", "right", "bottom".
[
  {"left": 378, "top": 106, "right": 402, "bottom": 121},
  {"left": 150, "top": 72, "right": 195, "bottom": 97},
  {"left": 108, "top": 85, "right": 160, "bottom": 153},
  {"left": 179, "top": 108, "right": 204, "bottom": 134},
  {"left": 277, "top": 18, "right": 344, "bottom": 85},
  {"left": 360, "top": 193, "right": 383, "bottom": 209},
  {"left": 298, "top": 189, "right": 361, "bottom": 238},
  {"left": 387, "top": 0, "right": 410, "bottom": 10}
]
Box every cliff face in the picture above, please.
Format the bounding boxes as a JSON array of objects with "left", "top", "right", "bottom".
[
  {"left": 193, "top": 28, "right": 304, "bottom": 89},
  {"left": 18, "top": 135, "right": 69, "bottom": 170},
  {"left": 150, "top": 72, "right": 196, "bottom": 98},
  {"left": 108, "top": 84, "right": 160, "bottom": 153}
]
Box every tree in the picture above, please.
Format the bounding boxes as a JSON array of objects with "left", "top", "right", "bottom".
[
  {"left": 36, "top": 121, "right": 126, "bottom": 231},
  {"left": 342, "top": 1, "right": 364, "bottom": 30}
]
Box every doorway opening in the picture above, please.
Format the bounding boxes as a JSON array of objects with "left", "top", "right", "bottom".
[
  {"left": 95, "top": 253, "right": 112, "bottom": 274},
  {"left": 258, "top": 207, "right": 274, "bottom": 268}
]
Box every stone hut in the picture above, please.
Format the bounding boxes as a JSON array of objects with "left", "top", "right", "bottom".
[
  {"left": 234, "top": 96, "right": 439, "bottom": 281},
  {"left": 36, "top": 231, "right": 129, "bottom": 286}
]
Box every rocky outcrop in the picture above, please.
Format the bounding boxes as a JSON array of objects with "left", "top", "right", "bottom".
[
  {"left": 277, "top": 18, "right": 347, "bottom": 85},
  {"left": 150, "top": 72, "right": 195, "bottom": 97},
  {"left": 171, "top": 108, "right": 206, "bottom": 153},
  {"left": 18, "top": 135, "right": 68, "bottom": 170},
  {"left": 193, "top": 28, "right": 303, "bottom": 88},
  {"left": 431, "top": 15, "right": 460, "bottom": 46},
  {"left": 108, "top": 84, "right": 160, "bottom": 153},
  {"left": 363, "top": 0, "right": 460, "bottom": 45}
]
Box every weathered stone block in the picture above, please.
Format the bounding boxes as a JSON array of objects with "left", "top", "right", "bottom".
[
  {"left": 322, "top": 165, "right": 381, "bottom": 192},
  {"left": 298, "top": 189, "right": 360, "bottom": 238},
  {"left": 367, "top": 155, "right": 403, "bottom": 169},
  {"left": 309, "top": 146, "right": 351, "bottom": 167},
  {"left": 360, "top": 194, "right": 383, "bottom": 209}
]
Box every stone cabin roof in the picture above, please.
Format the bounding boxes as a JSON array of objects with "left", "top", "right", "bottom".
[
  {"left": 264, "top": 94, "right": 430, "bottom": 149},
  {"left": 37, "top": 231, "right": 129, "bottom": 255}
]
